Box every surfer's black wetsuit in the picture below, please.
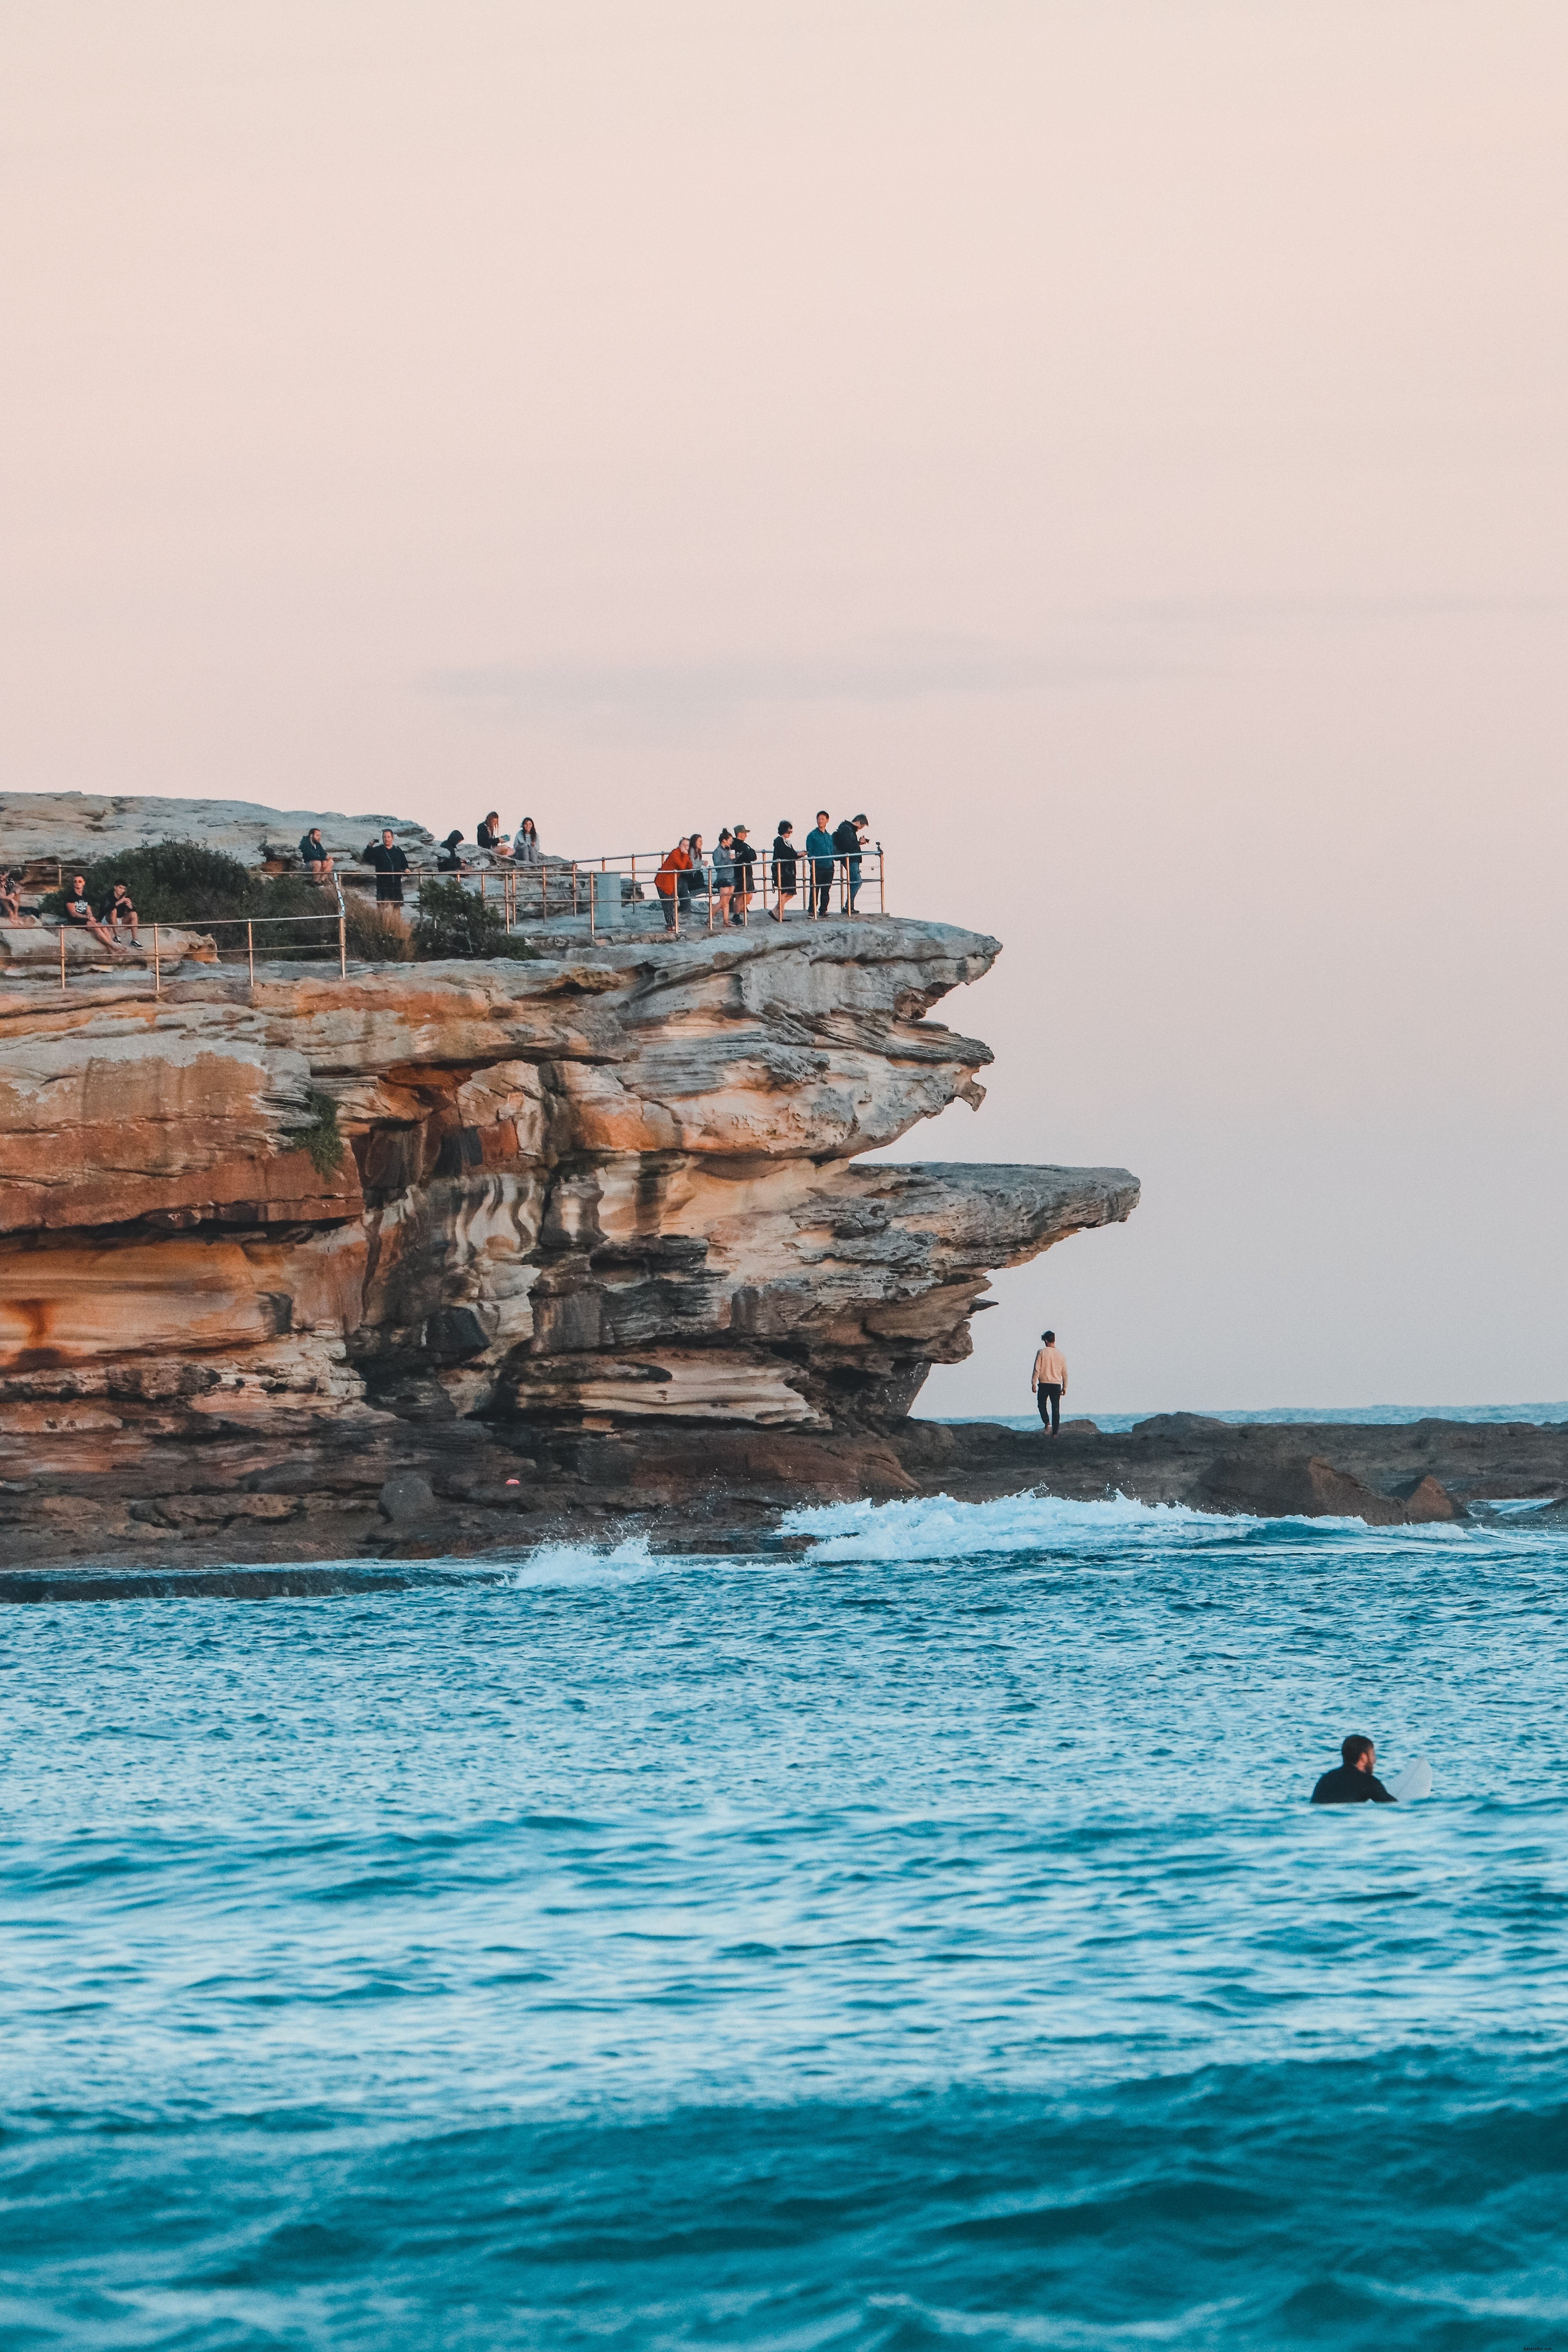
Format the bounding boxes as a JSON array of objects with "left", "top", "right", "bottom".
[{"left": 1310, "top": 1764, "right": 1395, "bottom": 1804}]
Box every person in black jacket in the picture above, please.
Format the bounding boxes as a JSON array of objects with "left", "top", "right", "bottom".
[
  {"left": 363, "top": 828, "right": 410, "bottom": 919},
  {"left": 1311, "top": 1733, "right": 1396, "bottom": 1803},
  {"left": 771, "top": 821, "right": 797, "bottom": 921},
  {"left": 436, "top": 830, "right": 466, "bottom": 871},
  {"left": 832, "top": 812, "right": 868, "bottom": 911},
  {"left": 730, "top": 826, "right": 756, "bottom": 924}
]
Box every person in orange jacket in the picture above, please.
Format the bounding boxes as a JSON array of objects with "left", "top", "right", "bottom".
[{"left": 655, "top": 838, "right": 693, "bottom": 933}]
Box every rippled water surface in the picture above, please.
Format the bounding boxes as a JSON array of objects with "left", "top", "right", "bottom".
[{"left": 4, "top": 1494, "right": 1567, "bottom": 2347}]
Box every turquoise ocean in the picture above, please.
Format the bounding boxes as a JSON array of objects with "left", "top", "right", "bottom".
[{"left": 4, "top": 1457, "right": 1567, "bottom": 2346}]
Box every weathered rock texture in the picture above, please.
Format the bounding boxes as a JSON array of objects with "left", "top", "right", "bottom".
[
  {"left": 0, "top": 912, "right": 1138, "bottom": 1562},
  {"left": 1, "top": 791, "right": 435, "bottom": 868}
]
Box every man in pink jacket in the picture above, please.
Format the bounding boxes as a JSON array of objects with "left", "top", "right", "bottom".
[{"left": 1031, "top": 1330, "right": 1068, "bottom": 1434}]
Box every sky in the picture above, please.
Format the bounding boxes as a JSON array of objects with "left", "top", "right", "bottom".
[{"left": 2, "top": 0, "right": 1564, "bottom": 1416}]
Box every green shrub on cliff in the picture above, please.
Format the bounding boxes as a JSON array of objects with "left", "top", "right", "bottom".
[
  {"left": 41, "top": 839, "right": 343, "bottom": 959},
  {"left": 288, "top": 1089, "right": 346, "bottom": 1178},
  {"left": 412, "top": 878, "right": 541, "bottom": 962}
]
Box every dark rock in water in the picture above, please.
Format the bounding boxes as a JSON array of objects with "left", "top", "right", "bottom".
[
  {"left": 1394, "top": 1474, "right": 1465, "bottom": 1523},
  {"left": 1194, "top": 1452, "right": 1415, "bottom": 1526}
]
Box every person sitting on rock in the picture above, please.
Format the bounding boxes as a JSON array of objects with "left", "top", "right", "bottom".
[
  {"left": 514, "top": 817, "right": 544, "bottom": 865},
  {"left": 0, "top": 869, "right": 24, "bottom": 922},
  {"left": 61, "top": 875, "right": 127, "bottom": 953},
  {"left": 1311, "top": 1734, "right": 1396, "bottom": 1803},
  {"left": 105, "top": 880, "right": 140, "bottom": 944},
  {"left": 1031, "top": 1329, "right": 1067, "bottom": 1434},
  {"left": 476, "top": 812, "right": 511, "bottom": 858},
  {"left": 436, "top": 830, "right": 466, "bottom": 871},
  {"left": 299, "top": 828, "right": 335, "bottom": 880}
]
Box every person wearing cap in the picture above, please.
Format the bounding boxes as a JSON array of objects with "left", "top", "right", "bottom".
[{"left": 730, "top": 826, "right": 756, "bottom": 924}]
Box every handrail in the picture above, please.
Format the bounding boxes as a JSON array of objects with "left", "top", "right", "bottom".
[{"left": 21, "top": 840, "right": 887, "bottom": 995}]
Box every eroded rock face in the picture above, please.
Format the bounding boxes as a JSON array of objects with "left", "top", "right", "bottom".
[{"left": 0, "top": 915, "right": 1138, "bottom": 1436}]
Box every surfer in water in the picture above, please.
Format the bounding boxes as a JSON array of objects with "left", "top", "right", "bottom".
[{"left": 1311, "top": 1733, "right": 1396, "bottom": 1803}]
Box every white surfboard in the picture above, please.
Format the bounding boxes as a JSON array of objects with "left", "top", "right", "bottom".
[{"left": 1387, "top": 1760, "right": 1432, "bottom": 1802}]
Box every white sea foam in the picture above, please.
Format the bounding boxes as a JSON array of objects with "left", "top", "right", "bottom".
[
  {"left": 781, "top": 1489, "right": 1250, "bottom": 1563},
  {"left": 502, "top": 1534, "right": 670, "bottom": 1590}
]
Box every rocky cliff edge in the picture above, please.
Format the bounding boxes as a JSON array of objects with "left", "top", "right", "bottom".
[{"left": 0, "top": 916, "right": 1138, "bottom": 1465}]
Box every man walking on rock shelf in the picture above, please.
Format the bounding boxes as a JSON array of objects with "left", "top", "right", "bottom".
[{"left": 1031, "top": 1330, "right": 1067, "bottom": 1433}]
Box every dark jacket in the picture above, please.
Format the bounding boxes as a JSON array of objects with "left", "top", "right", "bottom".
[
  {"left": 365, "top": 842, "right": 409, "bottom": 900},
  {"left": 772, "top": 835, "right": 797, "bottom": 889},
  {"left": 832, "top": 818, "right": 860, "bottom": 860},
  {"left": 1310, "top": 1764, "right": 1395, "bottom": 1804},
  {"left": 299, "top": 832, "right": 329, "bottom": 865},
  {"left": 732, "top": 839, "right": 756, "bottom": 883}
]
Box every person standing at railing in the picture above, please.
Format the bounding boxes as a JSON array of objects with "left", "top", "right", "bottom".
[
  {"left": 730, "top": 826, "right": 757, "bottom": 924},
  {"left": 682, "top": 832, "right": 708, "bottom": 915},
  {"left": 364, "top": 828, "right": 410, "bottom": 924},
  {"left": 711, "top": 829, "right": 735, "bottom": 924},
  {"left": 655, "top": 837, "right": 692, "bottom": 933},
  {"left": 771, "top": 822, "right": 797, "bottom": 921},
  {"left": 833, "top": 812, "right": 867, "bottom": 912},
  {"left": 805, "top": 812, "right": 836, "bottom": 917},
  {"left": 514, "top": 818, "right": 544, "bottom": 864}
]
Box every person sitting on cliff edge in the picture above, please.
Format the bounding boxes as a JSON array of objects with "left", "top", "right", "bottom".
[
  {"left": 1310, "top": 1735, "right": 1396, "bottom": 1803},
  {"left": 61, "top": 875, "right": 128, "bottom": 955},
  {"left": 1031, "top": 1330, "right": 1067, "bottom": 1434},
  {"left": 299, "top": 827, "right": 335, "bottom": 880}
]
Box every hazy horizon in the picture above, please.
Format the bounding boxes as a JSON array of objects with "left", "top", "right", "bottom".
[{"left": 4, "top": 0, "right": 1564, "bottom": 1417}]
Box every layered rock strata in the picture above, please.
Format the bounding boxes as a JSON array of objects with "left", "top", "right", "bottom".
[{"left": 0, "top": 914, "right": 1138, "bottom": 1562}]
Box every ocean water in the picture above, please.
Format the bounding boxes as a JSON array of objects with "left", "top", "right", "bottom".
[{"left": 4, "top": 1492, "right": 1568, "bottom": 2348}]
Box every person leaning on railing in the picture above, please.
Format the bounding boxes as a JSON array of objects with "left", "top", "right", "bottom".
[{"left": 654, "top": 837, "right": 692, "bottom": 933}]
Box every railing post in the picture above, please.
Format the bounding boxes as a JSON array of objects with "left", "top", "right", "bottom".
[
  {"left": 247, "top": 919, "right": 255, "bottom": 993},
  {"left": 879, "top": 851, "right": 886, "bottom": 915},
  {"left": 572, "top": 863, "right": 579, "bottom": 914},
  {"left": 339, "top": 913, "right": 347, "bottom": 977},
  {"left": 153, "top": 923, "right": 161, "bottom": 997},
  {"left": 59, "top": 924, "right": 66, "bottom": 991},
  {"left": 589, "top": 873, "right": 597, "bottom": 945}
]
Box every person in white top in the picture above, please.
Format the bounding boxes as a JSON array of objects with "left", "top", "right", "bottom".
[{"left": 1031, "top": 1330, "right": 1068, "bottom": 1434}]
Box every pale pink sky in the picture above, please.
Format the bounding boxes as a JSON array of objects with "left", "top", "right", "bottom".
[{"left": 3, "top": 1, "right": 1564, "bottom": 1412}]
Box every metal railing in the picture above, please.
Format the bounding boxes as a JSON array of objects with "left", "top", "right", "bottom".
[
  {"left": 7, "top": 845, "right": 888, "bottom": 995},
  {"left": 483, "top": 844, "right": 886, "bottom": 942}
]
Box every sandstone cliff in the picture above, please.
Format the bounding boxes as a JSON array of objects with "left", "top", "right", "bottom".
[{"left": 0, "top": 917, "right": 1138, "bottom": 1472}]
